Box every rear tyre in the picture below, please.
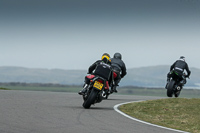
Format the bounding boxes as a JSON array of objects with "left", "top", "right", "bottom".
[
  {"left": 167, "top": 80, "right": 175, "bottom": 97},
  {"left": 83, "top": 89, "right": 98, "bottom": 109}
]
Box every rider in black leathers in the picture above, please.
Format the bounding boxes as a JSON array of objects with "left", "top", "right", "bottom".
[
  {"left": 110, "top": 52, "right": 127, "bottom": 92},
  {"left": 78, "top": 53, "right": 113, "bottom": 95},
  {"left": 166, "top": 56, "right": 191, "bottom": 88}
]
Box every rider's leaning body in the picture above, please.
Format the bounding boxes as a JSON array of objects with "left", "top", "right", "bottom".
[
  {"left": 78, "top": 53, "right": 113, "bottom": 95},
  {"left": 166, "top": 56, "right": 191, "bottom": 88}
]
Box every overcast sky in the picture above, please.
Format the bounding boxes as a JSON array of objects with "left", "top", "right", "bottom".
[{"left": 0, "top": 0, "right": 200, "bottom": 70}]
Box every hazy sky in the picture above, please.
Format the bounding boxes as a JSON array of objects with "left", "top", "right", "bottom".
[{"left": 1, "top": 0, "right": 200, "bottom": 70}]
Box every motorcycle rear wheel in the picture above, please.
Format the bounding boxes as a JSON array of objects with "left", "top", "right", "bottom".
[
  {"left": 167, "top": 80, "right": 175, "bottom": 97},
  {"left": 83, "top": 89, "right": 98, "bottom": 109}
]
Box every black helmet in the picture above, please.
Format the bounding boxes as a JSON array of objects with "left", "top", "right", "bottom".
[
  {"left": 114, "top": 52, "right": 122, "bottom": 59},
  {"left": 180, "top": 56, "right": 185, "bottom": 61}
]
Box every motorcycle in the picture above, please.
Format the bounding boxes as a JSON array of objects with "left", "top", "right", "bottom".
[
  {"left": 82, "top": 75, "right": 110, "bottom": 109},
  {"left": 166, "top": 72, "right": 188, "bottom": 97}
]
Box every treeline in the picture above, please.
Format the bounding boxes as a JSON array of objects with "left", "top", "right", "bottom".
[{"left": 0, "top": 82, "right": 81, "bottom": 87}]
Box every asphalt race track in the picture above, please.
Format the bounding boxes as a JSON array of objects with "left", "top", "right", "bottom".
[{"left": 0, "top": 90, "right": 186, "bottom": 133}]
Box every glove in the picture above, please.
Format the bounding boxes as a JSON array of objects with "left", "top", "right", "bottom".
[
  {"left": 185, "top": 75, "right": 190, "bottom": 79},
  {"left": 87, "top": 71, "right": 91, "bottom": 74}
]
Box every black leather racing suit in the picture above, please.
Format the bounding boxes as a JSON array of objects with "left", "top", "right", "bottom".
[
  {"left": 87, "top": 60, "right": 113, "bottom": 85},
  {"left": 167, "top": 59, "right": 191, "bottom": 84},
  {"left": 111, "top": 58, "right": 127, "bottom": 86}
]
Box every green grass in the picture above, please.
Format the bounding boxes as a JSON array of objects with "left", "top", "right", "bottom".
[
  {"left": 0, "top": 85, "right": 82, "bottom": 92},
  {"left": 119, "top": 98, "right": 200, "bottom": 133},
  {"left": 0, "top": 87, "right": 10, "bottom": 90}
]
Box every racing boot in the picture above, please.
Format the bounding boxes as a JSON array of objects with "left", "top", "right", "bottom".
[
  {"left": 167, "top": 78, "right": 170, "bottom": 82},
  {"left": 78, "top": 84, "right": 88, "bottom": 95},
  {"left": 112, "top": 85, "right": 118, "bottom": 93}
]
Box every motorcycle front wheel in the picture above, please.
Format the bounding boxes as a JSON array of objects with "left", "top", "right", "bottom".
[{"left": 83, "top": 89, "right": 98, "bottom": 109}]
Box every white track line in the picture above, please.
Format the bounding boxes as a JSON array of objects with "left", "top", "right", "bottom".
[{"left": 113, "top": 101, "right": 190, "bottom": 133}]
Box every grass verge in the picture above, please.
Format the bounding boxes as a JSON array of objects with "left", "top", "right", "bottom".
[
  {"left": 119, "top": 98, "right": 200, "bottom": 133},
  {"left": 0, "top": 87, "right": 10, "bottom": 90},
  {"left": 0, "top": 85, "right": 82, "bottom": 92}
]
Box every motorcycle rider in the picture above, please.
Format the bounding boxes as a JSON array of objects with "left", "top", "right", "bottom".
[
  {"left": 78, "top": 53, "right": 113, "bottom": 95},
  {"left": 165, "top": 56, "right": 191, "bottom": 89},
  {"left": 110, "top": 52, "right": 127, "bottom": 92}
]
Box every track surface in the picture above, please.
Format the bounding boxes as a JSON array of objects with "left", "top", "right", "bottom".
[{"left": 0, "top": 90, "right": 183, "bottom": 133}]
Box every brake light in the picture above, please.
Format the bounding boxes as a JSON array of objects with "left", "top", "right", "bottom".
[{"left": 97, "top": 79, "right": 103, "bottom": 83}]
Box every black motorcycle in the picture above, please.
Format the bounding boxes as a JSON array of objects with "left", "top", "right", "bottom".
[
  {"left": 166, "top": 72, "right": 188, "bottom": 97},
  {"left": 82, "top": 75, "right": 110, "bottom": 109}
]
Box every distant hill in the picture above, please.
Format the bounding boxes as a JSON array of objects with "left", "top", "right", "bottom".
[
  {"left": 0, "top": 66, "right": 199, "bottom": 88},
  {"left": 0, "top": 66, "right": 87, "bottom": 85}
]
